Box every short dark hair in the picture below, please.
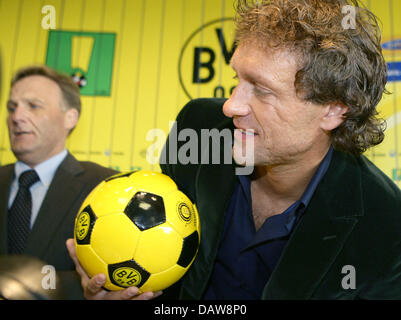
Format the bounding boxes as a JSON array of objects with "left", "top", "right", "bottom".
[
  {"left": 235, "top": 0, "right": 388, "bottom": 155},
  {"left": 11, "top": 65, "right": 81, "bottom": 117}
]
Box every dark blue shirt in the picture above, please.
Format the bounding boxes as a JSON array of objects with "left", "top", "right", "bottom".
[{"left": 203, "top": 147, "right": 333, "bottom": 299}]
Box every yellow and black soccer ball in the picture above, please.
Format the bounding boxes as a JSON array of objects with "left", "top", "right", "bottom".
[{"left": 74, "top": 170, "right": 200, "bottom": 293}]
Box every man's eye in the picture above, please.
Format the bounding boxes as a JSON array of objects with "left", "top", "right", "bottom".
[
  {"left": 6, "top": 104, "right": 16, "bottom": 113},
  {"left": 29, "top": 103, "right": 40, "bottom": 109},
  {"left": 253, "top": 86, "right": 271, "bottom": 98}
]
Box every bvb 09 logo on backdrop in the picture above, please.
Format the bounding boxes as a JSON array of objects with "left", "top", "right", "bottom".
[{"left": 179, "top": 18, "right": 237, "bottom": 99}]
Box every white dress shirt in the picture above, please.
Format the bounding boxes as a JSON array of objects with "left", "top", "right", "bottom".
[{"left": 8, "top": 149, "right": 68, "bottom": 228}]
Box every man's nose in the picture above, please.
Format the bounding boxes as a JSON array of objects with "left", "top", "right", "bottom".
[
  {"left": 9, "top": 105, "right": 28, "bottom": 123},
  {"left": 222, "top": 85, "right": 251, "bottom": 118}
]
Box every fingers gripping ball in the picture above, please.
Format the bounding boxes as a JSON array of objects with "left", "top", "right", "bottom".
[{"left": 74, "top": 170, "right": 200, "bottom": 293}]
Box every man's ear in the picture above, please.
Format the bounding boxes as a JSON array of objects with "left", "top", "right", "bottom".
[
  {"left": 64, "top": 108, "right": 79, "bottom": 132},
  {"left": 320, "top": 102, "right": 349, "bottom": 131}
]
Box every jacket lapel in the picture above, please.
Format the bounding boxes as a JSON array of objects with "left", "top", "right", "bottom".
[
  {"left": 262, "top": 151, "right": 364, "bottom": 299},
  {"left": 0, "top": 164, "right": 14, "bottom": 254},
  {"left": 179, "top": 117, "right": 238, "bottom": 299},
  {"left": 180, "top": 161, "right": 237, "bottom": 299},
  {"left": 25, "top": 153, "right": 84, "bottom": 258}
]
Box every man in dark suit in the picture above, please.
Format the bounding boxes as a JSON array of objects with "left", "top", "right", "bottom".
[
  {"left": 0, "top": 65, "right": 116, "bottom": 299},
  {"left": 157, "top": 0, "right": 401, "bottom": 299},
  {"left": 67, "top": 0, "right": 401, "bottom": 299},
  {"left": 159, "top": 98, "right": 401, "bottom": 300}
]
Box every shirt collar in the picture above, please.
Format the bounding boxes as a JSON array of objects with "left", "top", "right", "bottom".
[
  {"left": 14, "top": 149, "right": 68, "bottom": 187},
  {"left": 298, "top": 145, "right": 333, "bottom": 207},
  {"left": 238, "top": 146, "right": 333, "bottom": 205},
  {"left": 237, "top": 146, "right": 333, "bottom": 233}
]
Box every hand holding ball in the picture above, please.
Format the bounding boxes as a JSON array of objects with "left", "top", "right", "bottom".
[{"left": 74, "top": 171, "right": 200, "bottom": 293}]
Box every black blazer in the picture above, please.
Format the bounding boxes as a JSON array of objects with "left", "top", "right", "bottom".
[
  {"left": 161, "top": 98, "right": 401, "bottom": 299},
  {"left": 0, "top": 152, "right": 117, "bottom": 298}
]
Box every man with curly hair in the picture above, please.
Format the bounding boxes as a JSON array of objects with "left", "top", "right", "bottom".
[
  {"left": 68, "top": 0, "right": 401, "bottom": 300},
  {"left": 160, "top": 0, "right": 401, "bottom": 300}
]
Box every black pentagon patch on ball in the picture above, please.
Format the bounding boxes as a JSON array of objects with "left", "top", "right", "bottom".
[
  {"left": 124, "top": 191, "right": 166, "bottom": 230},
  {"left": 108, "top": 260, "right": 150, "bottom": 289},
  {"left": 75, "top": 205, "right": 97, "bottom": 245},
  {"left": 105, "top": 170, "right": 137, "bottom": 182},
  {"left": 177, "top": 231, "right": 199, "bottom": 268}
]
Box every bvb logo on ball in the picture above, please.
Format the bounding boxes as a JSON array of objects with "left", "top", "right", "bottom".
[{"left": 74, "top": 170, "right": 200, "bottom": 292}]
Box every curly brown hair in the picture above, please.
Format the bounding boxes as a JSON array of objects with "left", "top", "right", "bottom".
[{"left": 234, "top": 0, "right": 388, "bottom": 155}]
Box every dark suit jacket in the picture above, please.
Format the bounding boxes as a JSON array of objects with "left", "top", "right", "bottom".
[
  {"left": 160, "top": 98, "right": 401, "bottom": 299},
  {"left": 0, "top": 152, "right": 117, "bottom": 299}
]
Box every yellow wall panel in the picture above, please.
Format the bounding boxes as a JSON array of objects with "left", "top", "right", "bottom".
[{"left": 0, "top": 0, "right": 399, "bottom": 188}]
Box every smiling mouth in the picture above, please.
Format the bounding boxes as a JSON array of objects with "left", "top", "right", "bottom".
[{"left": 238, "top": 128, "right": 257, "bottom": 136}]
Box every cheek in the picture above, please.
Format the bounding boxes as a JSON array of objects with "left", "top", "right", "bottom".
[
  {"left": 258, "top": 110, "right": 312, "bottom": 151},
  {"left": 256, "top": 107, "right": 291, "bottom": 141},
  {"left": 39, "top": 112, "right": 64, "bottom": 130}
]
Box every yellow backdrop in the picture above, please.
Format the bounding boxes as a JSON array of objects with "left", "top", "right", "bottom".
[{"left": 0, "top": 0, "right": 400, "bottom": 187}]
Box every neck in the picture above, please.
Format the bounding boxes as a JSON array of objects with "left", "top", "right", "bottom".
[{"left": 251, "top": 145, "right": 331, "bottom": 202}]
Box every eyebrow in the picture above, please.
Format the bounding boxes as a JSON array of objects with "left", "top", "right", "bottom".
[
  {"left": 7, "top": 97, "right": 45, "bottom": 106},
  {"left": 231, "top": 62, "right": 281, "bottom": 94},
  {"left": 7, "top": 99, "right": 16, "bottom": 107}
]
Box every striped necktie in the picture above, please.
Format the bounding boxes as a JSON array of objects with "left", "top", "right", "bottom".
[{"left": 7, "top": 170, "right": 40, "bottom": 254}]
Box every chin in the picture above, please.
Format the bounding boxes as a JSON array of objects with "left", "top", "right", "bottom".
[
  {"left": 232, "top": 135, "right": 257, "bottom": 164},
  {"left": 233, "top": 149, "right": 255, "bottom": 167},
  {"left": 12, "top": 148, "right": 34, "bottom": 161}
]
